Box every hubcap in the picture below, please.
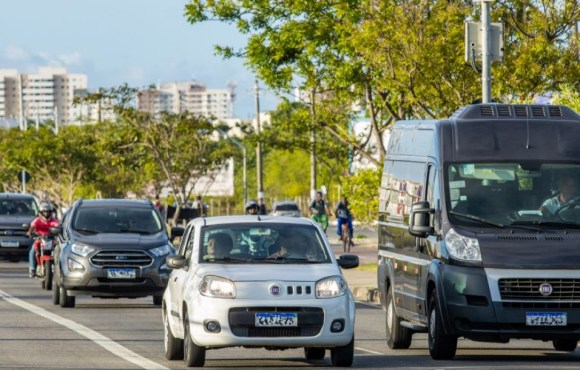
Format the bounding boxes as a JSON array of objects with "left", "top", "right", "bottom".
[
  {"left": 387, "top": 299, "right": 394, "bottom": 332},
  {"left": 429, "top": 308, "right": 436, "bottom": 338}
]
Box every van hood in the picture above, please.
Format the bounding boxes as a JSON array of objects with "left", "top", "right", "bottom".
[
  {"left": 0, "top": 215, "right": 34, "bottom": 229},
  {"left": 195, "top": 263, "right": 341, "bottom": 282},
  {"left": 72, "top": 231, "right": 168, "bottom": 249}
]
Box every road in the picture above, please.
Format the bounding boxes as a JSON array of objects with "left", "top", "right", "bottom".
[{"left": 1, "top": 259, "right": 580, "bottom": 369}]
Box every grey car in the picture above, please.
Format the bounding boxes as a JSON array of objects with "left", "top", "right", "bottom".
[
  {"left": 53, "top": 198, "right": 178, "bottom": 308},
  {"left": 0, "top": 193, "right": 39, "bottom": 262},
  {"left": 270, "top": 201, "right": 301, "bottom": 217}
]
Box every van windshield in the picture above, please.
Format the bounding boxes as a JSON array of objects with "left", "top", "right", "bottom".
[{"left": 447, "top": 163, "right": 580, "bottom": 228}]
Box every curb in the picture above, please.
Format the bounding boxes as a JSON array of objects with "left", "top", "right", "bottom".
[{"left": 351, "top": 287, "right": 381, "bottom": 305}]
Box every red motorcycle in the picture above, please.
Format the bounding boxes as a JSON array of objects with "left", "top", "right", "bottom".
[{"left": 33, "top": 230, "right": 59, "bottom": 290}]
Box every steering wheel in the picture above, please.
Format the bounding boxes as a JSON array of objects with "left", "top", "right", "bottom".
[{"left": 555, "top": 199, "right": 580, "bottom": 218}]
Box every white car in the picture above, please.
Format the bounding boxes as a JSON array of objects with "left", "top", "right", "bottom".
[{"left": 162, "top": 215, "right": 359, "bottom": 367}]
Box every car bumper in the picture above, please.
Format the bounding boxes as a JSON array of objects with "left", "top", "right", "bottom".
[{"left": 0, "top": 236, "right": 33, "bottom": 258}]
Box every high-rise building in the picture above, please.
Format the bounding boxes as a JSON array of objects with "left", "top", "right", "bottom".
[{"left": 137, "top": 81, "right": 235, "bottom": 120}]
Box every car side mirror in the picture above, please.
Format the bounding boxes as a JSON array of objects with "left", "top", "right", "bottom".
[
  {"left": 337, "top": 254, "right": 359, "bottom": 269},
  {"left": 409, "top": 201, "right": 435, "bottom": 237},
  {"left": 49, "top": 226, "right": 62, "bottom": 235},
  {"left": 170, "top": 226, "right": 184, "bottom": 243},
  {"left": 166, "top": 255, "right": 187, "bottom": 270}
]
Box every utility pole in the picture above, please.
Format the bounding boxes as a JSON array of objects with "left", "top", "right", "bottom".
[
  {"left": 254, "top": 80, "right": 264, "bottom": 199},
  {"left": 310, "top": 89, "right": 317, "bottom": 201},
  {"left": 481, "top": 0, "right": 492, "bottom": 103}
]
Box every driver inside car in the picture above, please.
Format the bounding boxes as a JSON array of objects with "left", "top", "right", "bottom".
[{"left": 540, "top": 175, "right": 579, "bottom": 215}]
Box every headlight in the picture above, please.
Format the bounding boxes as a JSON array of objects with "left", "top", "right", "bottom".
[
  {"left": 71, "top": 243, "right": 95, "bottom": 257},
  {"left": 316, "top": 276, "right": 347, "bottom": 298},
  {"left": 199, "top": 275, "right": 236, "bottom": 298},
  {"left": 445, "top": 228, "right": 481, "bottom": 262},
  {"left": 150, "top": 244, "right": 172, "bottom": 257}
]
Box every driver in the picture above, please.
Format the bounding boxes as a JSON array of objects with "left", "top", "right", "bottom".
[{"left": 540, "top": 175, "right": 579, "bottom": 215}]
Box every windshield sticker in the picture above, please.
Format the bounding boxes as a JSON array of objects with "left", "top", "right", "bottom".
[
  {"left": 450, "top": 189, "right": 460, "bottom": 200},
  {"left": 463, "top": 164, "right": 475, "bottom": 175},
  {"left": 449, "top": 180, "right": 466, "bottom": 189}
]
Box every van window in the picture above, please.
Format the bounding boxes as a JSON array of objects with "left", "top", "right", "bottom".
[{"left": 384, "top": 161, "right": 425, "bottom": 224}]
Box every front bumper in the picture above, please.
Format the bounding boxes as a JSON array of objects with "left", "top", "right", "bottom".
[{"left": 0, "top": 236, "right": 33, "bottom": 259}]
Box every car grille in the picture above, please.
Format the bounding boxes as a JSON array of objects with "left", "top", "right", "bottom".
[
  {"left": 499, "top": 278, "right": 580, "bottom": 301},
  {"left": 0, "top": 229, "right": 28, "bottom": 236},
  {"left": 229, "top": 307, "right": 324, "bottom": 337},
  {"left": 90, "top": 250, "right": 153, "bottom": 267}
]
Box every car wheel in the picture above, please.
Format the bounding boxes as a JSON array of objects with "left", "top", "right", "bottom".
[
  {"left": 52, "top": 279, "right": 60, "bottom": 305},
  {"left": 164, "top": 308, "right": 184, "bottom": 360},
  {"left": 59, "top": 284, "right": 75, "bottom": 308},
  {"left": 428, "top": 291, "right": 457, "bottom": 360},
  {"left": 553, "top": 339, "right": 577, "bottom": 352},
  {"left": 45, "top": 260, "right": 53, "bottom": 291},
  {"left": 183, "top": 311, "right": 205, "bottom": 367},
  {"left": 153, "top": 295, "right": 163, "bottom": 306},
  {"left": 330, "top": 335, "right": 354, "bottom": 367},
  {"left": 304, "top": 347, "right": 325, "bottom": 360},
  {"left": 386, "top": 286, "right": 412, "bottom": 349}
]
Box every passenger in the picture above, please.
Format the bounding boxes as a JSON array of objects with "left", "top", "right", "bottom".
[
  {"left": 205, "top": 233, "right": 233, "bottom": 260},
  {"left": 540, "top": 175, "right": 579, "bottom": 215}
]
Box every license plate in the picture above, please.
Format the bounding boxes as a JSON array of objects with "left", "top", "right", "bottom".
[
  {"left": 526, "top": 312, "right": 567, "bottom": 326},
  {"left": 1, "top": 241, "right": 19, "bottom": 248},
  {"left": 255, "top": 312, "right": 297, "bottom": 327},
  {"left": 43, "top": 241, "right": 53, "bottom": 251},
  {"left": 107, "top": 268, "right": 136, "bottom": 279}
]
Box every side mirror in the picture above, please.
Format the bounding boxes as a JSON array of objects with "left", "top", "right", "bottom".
[
  {"left": 170, "top": 226, "right": 184, "bottom": 243},
  {"left": 337, "top": 254, "right": 359, "bottom": 269},
  {"left": 49, "top": 226, "right": 62, "bottom": 235},
  {"left": 166, "top": 255, "right": 186, "bottom": 270},
  {"left": 409, "top": 201, "right": 435, "bottom": 237}
]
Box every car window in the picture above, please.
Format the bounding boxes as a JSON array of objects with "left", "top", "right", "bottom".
[
  {"left": 199, "top": 223, "right": 330, "bottom": 264},
  {"left": 72, "top": 206, "right": 163, "bottom": 234}
]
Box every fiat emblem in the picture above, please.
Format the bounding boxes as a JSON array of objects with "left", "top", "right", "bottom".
[
  {"left": 539, "top": 282, "right": 553, "bottom": 296},
  {"left": 270, "top": 285, "right": 281, "bottom": 296}
]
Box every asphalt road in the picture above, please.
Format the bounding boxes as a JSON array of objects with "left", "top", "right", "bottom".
[{"left": 2, "top": 259, "right": 580, "bottom": 369}]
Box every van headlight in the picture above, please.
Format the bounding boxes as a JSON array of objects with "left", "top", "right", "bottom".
[
  {"left": 149, "top": 244, "right": 172, "bottom": 257},
  {"left": 199, "top": 275, "right": 236, "bottom": 298},
  {"left": 71, "top": 243, "right": 95, "bottom": 257},
  {"left": 445, "top": 228, "right": 481, "bottom": 262},
  {"left": 316, "top": 276, "right": 347, "bottom": 298}
]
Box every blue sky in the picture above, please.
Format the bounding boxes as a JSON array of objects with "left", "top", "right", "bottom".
[{"left": 0, "top": 0, "right": 278, "bottom": 119}]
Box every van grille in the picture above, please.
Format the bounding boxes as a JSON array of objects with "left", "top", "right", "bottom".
[
  {"left": 90, "top": 250, "right": 153, "bottom": 267},
  {"left": 499, "top": 278, "right": 580, "bottom": 300}
]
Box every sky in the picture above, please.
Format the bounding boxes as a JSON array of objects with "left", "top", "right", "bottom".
[{"left": 0, "top": 0, "right": 278, "bottom": 119}]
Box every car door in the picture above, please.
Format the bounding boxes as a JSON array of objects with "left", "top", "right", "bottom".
[{"left": 168, "top": 224, "right": 195, "bottom": 332}]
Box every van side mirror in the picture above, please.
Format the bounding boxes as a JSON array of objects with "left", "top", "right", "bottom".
[
  {"left": 409, "top": 201, "right": 434, "bottom": 237},
  {"left": 49, "top": 226, "right": 62, "bottom": 235}
]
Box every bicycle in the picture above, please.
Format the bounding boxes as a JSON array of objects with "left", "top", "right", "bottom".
[{"left": 341, "top": 222, "right": 351, "bottom": 253}]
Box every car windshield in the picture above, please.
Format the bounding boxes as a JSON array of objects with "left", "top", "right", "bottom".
[
  {"left": 0, "top": 198, "right": 38, "bottom": 217},
  {"left": 199, "top": 223, "right": 331, "bottom": 264},
  {"left": 447, "top": 162, "right": 580, "bottom": 228},
  {"left": 275, "top": 204, "right": 299, "bottom": 211},
  {"left": 72, "top": 206, "right": 163, "bottom": 234}
]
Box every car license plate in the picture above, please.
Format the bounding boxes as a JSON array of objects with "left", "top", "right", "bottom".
[
  {"left": 526, "top": 312, "right": 567, "bottom": 326},
  {"left": 107, "top": 268, "right": 136, "bottom": 279},
  {"left": 255, "top": 312, "right": 297, "bottom": 327},
  {"left": 1, "top": 241, "right": 19, "bottom": 248}
]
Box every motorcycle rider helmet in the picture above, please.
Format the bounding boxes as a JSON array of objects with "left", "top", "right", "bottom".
[
  {"left": 39, "top": 201, "right": 54, "bottom": 220},
  {"left": 245, "top": 200, "right": 259, "bottom": 215}
]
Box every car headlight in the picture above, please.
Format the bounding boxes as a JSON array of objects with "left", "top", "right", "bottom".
[
  {"left": 199, "top": 275, "right": 236, "bottom": 298},
  {"left": 316, "top": 276, "right": 347, "bottom": 298},
  {"left": 71, "top": 243, "right": 95, "bottom": 257},
  {"left": 149, "top": 244, "right": 172, "bottom": 257},
  {"left": 445, "top": 228, "right": 481, "bottom": 262}
]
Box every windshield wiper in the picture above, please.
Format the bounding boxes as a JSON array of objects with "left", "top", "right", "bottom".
[
  {"left": 210, "top": 257, "right": 248, "bottom": 263},
  {"left": 449, "top": 211, "right": 505, "bottom": 228},
  {"left": 510, "top": 220, "right": 580, "bottom": 229},
  {"left": 117, "top": 229, "right": 157, "bottom": 234}
]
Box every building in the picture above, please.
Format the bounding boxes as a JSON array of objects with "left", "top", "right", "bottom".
[{"left": 137, "top": 81, "right": 235, "bottom": 120}]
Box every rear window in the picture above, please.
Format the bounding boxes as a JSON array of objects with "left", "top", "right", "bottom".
[
  {"left": 0, "top": 198, "right": 38, "bottom": 217},
  {"left": 72, "top": 206, "right": 163, "bottom": 234},
  {"left": 275, "top": 204, "right": 299, "bottom": 211}
]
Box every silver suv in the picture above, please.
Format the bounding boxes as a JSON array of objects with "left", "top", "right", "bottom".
[{"left": 53, "top": 198, "right": 176, "bottom": 308}]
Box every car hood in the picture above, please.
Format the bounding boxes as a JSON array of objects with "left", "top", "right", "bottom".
[
  {"left": 71, "top": 231, "right": 168, "bottom": 249},
  {"left": 194, "top": 263, "right": 342, "bottom": 282},
  {"left": 0, "top": 215, "right": 34, "bottom": 229}
]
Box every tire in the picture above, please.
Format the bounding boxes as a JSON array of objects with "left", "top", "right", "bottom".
[
  {"left": 45, "top": 260, "right": 53, "bottom": 291},
  {"left": 553, "top": 339, "right": 577, "bottom": 352},
  {"left": 52, "top": 279, "right": 60, "bottom": 305},
  {"left": 330, "top": 336, "right": 354, "bottom": 367},
  {"left": 59, "top": 284, "right": 76, "bottom": 308},
  {"left": 428, "top": 291, "right": 457, "bottom": 360},
  {"left": 386, "top": 287, "right": 412, "bottom": 349},
  {"left": 153, "top": 295, "right": 163, "bottom": 306},
  {"left": 164, "top": 308, "right": 184, "bottom": 360},
  {"left": 40, "top": 264, "right": 46, "bottom": 289},
  {"left": 183, "top": 311, "right": 205, "bottom": 367},
  {"left": 304, "top": 347, "right": 326, "bottom": 360}
]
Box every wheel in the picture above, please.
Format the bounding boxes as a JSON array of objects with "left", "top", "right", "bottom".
[
  {"left": 59, "top": 284, "right": 75, "bottom": 308},
  {"left": 153, "top": 295, "right": 163, "bottom": 306},
  {"left": 52, "top": 279, "right": 60, "bottom": 305},
  {"left": 553, "top": 339, "right": 577, "bottom": 351},
  {"left": 183, "top": 311, "right": 205, "bottom": 367},
  {"left": 45, "top": 260, "right": 53, "bottom": 291},
  {"left": 164, "top": 308, "right": 184, "bottom": 360},
  {"left": 330, "top": 335, "right": 354, "bottom": 367},
  {"left": 428, "top": 291, "right": 457, "bottom": 359},
  {"left": 304, "top": 347, "right": 325, "bottom": 360},
  {"left": 386, "top": 286, "right": 412, "bottom": 349}
]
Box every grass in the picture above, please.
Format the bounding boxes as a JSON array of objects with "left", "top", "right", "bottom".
[
  {"left": 357, "top": 262, "right": 378, "bottom": 272},
  {"left": 354, "top": 234, "right": 367, "bottom": 239}
]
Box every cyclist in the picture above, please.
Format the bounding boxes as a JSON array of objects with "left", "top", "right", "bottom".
[
  {"left": 310, "top": 191, "right": 332, "bottom": 233},
  {"left": 336, "top": 196, "right": 354, "bottom": 247}
]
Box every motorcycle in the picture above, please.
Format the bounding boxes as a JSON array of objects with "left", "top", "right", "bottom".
[{"left": 33, "top": 231, "right": 58, "bottom": 290}]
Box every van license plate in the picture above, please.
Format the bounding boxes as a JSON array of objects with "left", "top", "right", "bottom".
[
  {"left": 107, "top": 268, "right": 136, "bottom": 279},
  {"left": 255, "top": 312, "right": 297, "bottom": 327},
  {"left": 526, "top": 312, "right": 567, "bottom": 326},
  {"left": 1, "top": 241, "right": 19, "bottom": 248}
]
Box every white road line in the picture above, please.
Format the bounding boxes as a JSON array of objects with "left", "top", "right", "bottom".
[
  {"left": 355, "top": 346, "right": 384, "bottom": 355},
  {"left": 0, "top": 290, "right": 168, "bottom": 370}
]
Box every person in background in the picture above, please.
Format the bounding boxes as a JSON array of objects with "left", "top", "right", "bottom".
[
  {"left": 245, "top": 200, "right": 259, "bottom": 215},
  {"left": 310, "top": 191, "right": 332, "bottom": 233},
  {"left": 336, "top": 195, "right": 354, "bottom": 246},
  {"left": 257, "top": 197, "right": 267, "bottom": 215},
  {"left": 193, "top": 195, "right": 208, "bottom": 217},
  {"left": 154, "top": 195, "right": 166, "bottom": 220},
  {"left": 28, "top": 201, "right": 60, "bottom": 278}
]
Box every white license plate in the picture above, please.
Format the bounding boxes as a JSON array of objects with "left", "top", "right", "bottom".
[
  {"left": 526, "top": 312, "right": 567, "bottom": 326},
  {"left": 43, "top": 241, "right": 53, "bottom": 251},
  {"left": 107, "top": 268, "right": 136, "bottom": 279},
  {"left": 1, "top": 241, "right": 19, "bottom": 248},
  {"left": 255, "top": 312, "right": 297, "bottom": 327}
]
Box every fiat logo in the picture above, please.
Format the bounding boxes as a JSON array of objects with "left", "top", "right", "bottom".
[
  {"left": 539, "top": 282, "right": 553, "bottom": 296},
  {"left": 270, "top": 285, "right": 281, "bottom": 296}
]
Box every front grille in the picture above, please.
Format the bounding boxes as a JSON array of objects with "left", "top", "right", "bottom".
[
  {"left": 0, "top": 229, "right": 28, "bottom": 236},
  {"left": 499, "top": 278, "right": 580, "bottom": 300},
  {"left": 503, "top": 302, "right": 580, "bottom": 309},
  {"left": 90, "top": 250, "right": 153, "bottom": 267},
  {"left": 229, "top": 307, "right": 324, "bottom": 338}
]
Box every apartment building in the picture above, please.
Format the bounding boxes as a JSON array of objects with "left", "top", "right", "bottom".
[{"left": 137, "top": 81, "right": 235, "bottom": 120}]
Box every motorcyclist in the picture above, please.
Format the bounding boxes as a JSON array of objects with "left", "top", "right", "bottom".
[
  {"left": 28, "top": 201, "right": 60, "bottom": 278},
  {"left": 245, "top": 200, "right": 260, "bottom": 215}
]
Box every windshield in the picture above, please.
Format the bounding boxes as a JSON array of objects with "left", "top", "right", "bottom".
[
  {"left": 72, "top": 206, "right": 163, "bottom": 234},
  {"left": 0, "top": 198, "right": 38, "bottom": 217},
  {"left": 199, "top": 223, "right": 331, "bottom": 264},
  {"left": 447, "top": 163, "right": 580, "bottom": 228}
]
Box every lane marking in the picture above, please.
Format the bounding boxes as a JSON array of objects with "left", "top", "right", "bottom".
[
  {"left": 0, "top": 290, "right": 168, "bottom": 370},
  {"left": 355, "top": 346, "right": 383, "bottom": 355}
]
